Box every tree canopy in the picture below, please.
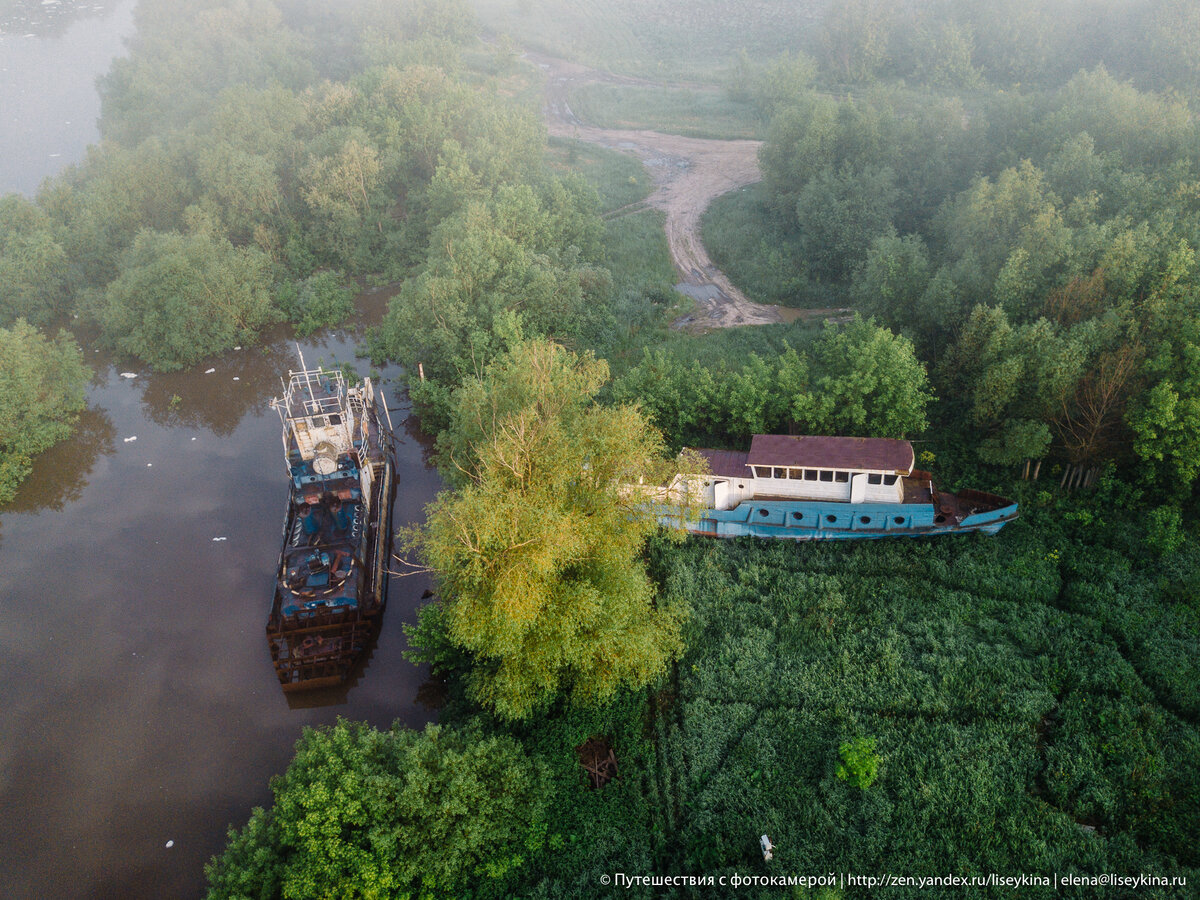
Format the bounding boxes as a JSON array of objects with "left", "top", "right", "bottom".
[
  {"left": 0, "top": 321, "right": 90, "bottom": 504},
  {"left": 405, "top": 338, "right": 690, "bottom": 720},
  {"left": 204, "top": 719, "right": 547, "bottom": 900}
]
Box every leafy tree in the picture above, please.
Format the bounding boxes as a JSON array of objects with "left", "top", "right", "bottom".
[
  {"left": 795, "top": 164, "right": 898, "bottom": 282},
  {"left": 205, "top": 719, "right": 547, "bottom": 900},
  {"left": 405, "top": 339, "right": 690, "bottom": 720},
  {"left": 0, "top": 321, "right": 91, "bottom": 504},
  {"left": 279, "top": 270, "right": 355, "bottom": 336},
  {"left": 383, "top": 179, "right": 606, "bottom": 426},
  {"left": 836, "top": 736, "right": 881, "bottom": 789},
  {"left": 100, "top": 230, "right": 277, "bottom": 371},
  {"left": 0, "top": 196, "right": 69, "bottom": 327},
  {"left": 800, "top": 317, "right": 932, "bottom": 438},
  {"left": 819, "top": 0, "right": 894, "bottom": 83}
]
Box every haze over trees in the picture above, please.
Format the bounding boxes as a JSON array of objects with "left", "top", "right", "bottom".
[{"left": 4, "top": 0, "right": 1193, "bottom": 895}]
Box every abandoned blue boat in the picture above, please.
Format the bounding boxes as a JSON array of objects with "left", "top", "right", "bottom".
[
  {"left": 266, "top": 359, "right": 395, "bottom": 691},
  {"left": 667, "top": 435, "right": 1017, "bottom": 540}
]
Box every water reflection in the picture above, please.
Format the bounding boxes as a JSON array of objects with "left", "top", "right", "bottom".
[
  {"left": 0, "top": 306, "right": 443, "bottom": 899},
  {"left": 6, "top": 406, "right": 116, "bottom": 514},
  {"left": 0, "top": 0, "right": 118, "bottom": 38}
]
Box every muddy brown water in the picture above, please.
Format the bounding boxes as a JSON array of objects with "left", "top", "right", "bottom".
[{"left": 0, "top": 296, "right": 443, "bottom": 898}]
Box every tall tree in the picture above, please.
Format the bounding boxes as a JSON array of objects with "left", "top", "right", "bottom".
[
  {"left": 204, "top": 720, "right": 547, "bottom": 900},
  {"left": 0, "top": 321, "right": 91, "bottom": 504},
  {"left": 406, "top": 339, "right": 692, "bottom": 720}
]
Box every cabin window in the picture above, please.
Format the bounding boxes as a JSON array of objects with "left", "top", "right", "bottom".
[
  {"left": 328, "top": 414, "right": 341, "bottom": 426},
  {"left": 773, "top": 467, "right": 786, "bottom": 479},
  {"left": 791, "top": 512, "right": 803, "bottom": 521},
  {"left": 860, "top": 516, "right": 871, "bottom": 525},
  {"left": 883, "top": 474, "right": 898, "bottom": 486},
  {"left": 737, "top": 484, "right": 745, "bottom": 490},
  {"left": 834, "top": 471, "right": 849, "bottom": 483},
  {"left": 867, "top": 473, "right": 882, "bottom": 485},
  {"left": 758, "top": 508, "right": 770, "bottom": 517},
  {"left": 825, "top": 514, "right": 837, "bottom": 523},
  {"left": 789, "top": 468, "right": 802, "bottom": 479},
  {"left": 819, "top": 470, "right": 833, "bottom": 482},
  {"left": 804, "top": 470, "right": 818, "bottom": 481},
  {"left": 894, "top": 516, "right": 905, "bottom": 525}
]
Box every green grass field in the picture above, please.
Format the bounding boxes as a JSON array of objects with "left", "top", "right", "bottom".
[
  {"left": 544, "top": 137, "right": 653, "bottom": 213},
  {"left": 568, "top": 83, "right": 765, "bottom": 140},
  {"left": 470, "top": 0, "right": 823, "bottom": 82}
]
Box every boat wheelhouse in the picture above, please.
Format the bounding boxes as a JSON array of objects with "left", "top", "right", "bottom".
[
  {"left": 266, "top": 360, "right": 395, "bottom": 691},
  {"left": 669, "top": 435, "right": 1017, "bottom": 540}
]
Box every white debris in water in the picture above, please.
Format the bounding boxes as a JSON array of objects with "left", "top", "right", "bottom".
[
  {"left": 123, "top": 436, "right": 137, "bottom": 443},
  {"left": 119, "top": 372, "right": 137, "bottom": 379},
  {"left": 191, "top": 437, "right": 197, "bottom": 441},
  {"left": 234, "top": 346, "right": 241, "bottom": 350},
  {"left": 212, "top": 537, "right": 227, "bottom": 542},
  {"left": 146, "top": 463, "right": 152, "bottom": 467},
  {"left": 232, "top": 376, "right": 240, "bottom": 381},
  {"left": 204, "top": 367, "right": 216, "bottom": 374},
  {"left": 165, "top": 840, "right": 174, "bottom": 848}
]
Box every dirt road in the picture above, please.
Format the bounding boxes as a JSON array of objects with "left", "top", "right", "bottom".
[{"left": 530, "top": 52, "right": 786, "bottom": 330}]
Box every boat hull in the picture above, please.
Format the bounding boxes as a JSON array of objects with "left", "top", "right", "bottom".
[
  {"left": 267, "top": 456, "right": 393, "bottom": 691},
  {"left": 668, "top": 495, "right": 1018, "bottom": 541}
]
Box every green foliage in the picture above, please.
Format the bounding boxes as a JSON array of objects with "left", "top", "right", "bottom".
[
  {"left": 836, "top": 736, "right": 880, "bottom": 789},
  {"left": 613, "top": 316, "right": 930, "bottom": 448},
  {"left": 205, "top": 719, "right": 548, "bottom": 900},
  {"left": 100, "top": 230, "right": 277, "bottom": 371},
  {"left": 279, "top": 270, "right": 355, "bottom": 336},
  {"left": 382, "top": 178, "right": 608, "bottom": 426},
  {"left": 0, "top": 321, "right": 91, "bottom": 504},
  {"left": 0, "top": 196, "right": 69, "bottom": 327},
  {"left": 405, "top": 339, "right": 688, "bottom": 720}
]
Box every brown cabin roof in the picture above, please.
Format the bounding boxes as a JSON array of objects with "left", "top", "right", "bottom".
[
  {"left": 695, "top": 448, "right": 751, "bottom": 479},
  {"left": 747, "top": 435, "right": 914, "bottom": 473}
]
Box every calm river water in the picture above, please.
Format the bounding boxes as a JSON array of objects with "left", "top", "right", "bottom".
[
  {"left": 0, "top": 300, "right": 443, "bottom": 897},
  {"left": 4, "top": 5, "right": 442, "bottom": 896},
  {"left": 0, "top": 0, "right": 138, "bottom": 195}
]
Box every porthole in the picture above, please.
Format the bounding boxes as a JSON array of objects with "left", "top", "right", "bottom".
[
  {"left": 935, "top": 514, "right": 946, "bottom": 524},
  {"left": 791, "top": 512, "right": 803, "bottom": 521},
  {"left": 758, "top": 509, "right": 770, "bottom": 517},
  {"left": 894, "top": 516, "right": 905, "bottom": 525},
  {"left": 825, "top": 514, "right": 836, "bottom": 523},
  {"left": 860, "top": 516, "right": 871, "bottom": 525}
]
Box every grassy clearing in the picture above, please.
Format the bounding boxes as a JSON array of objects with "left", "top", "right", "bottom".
[
  {"left": 470, "top": 0, "right": 820, "bottom": 82},
  {"left": 544, "top": 137, "right": 652, "bottom": 213},
  {"left": 701, "top": 183, "right": 844, "bottom": 308},
  {"left": 602, "top": 207, "right": 676, "bottom": 296},
  {"left": 639, "top": 496, "right": 1200, "bottom": 892},
  {"left": 568, "top": 83, "right": 764, "bottom": 140}
]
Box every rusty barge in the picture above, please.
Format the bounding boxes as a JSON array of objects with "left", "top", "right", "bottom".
[{"left": 266, "top": 359, "right": 395, "bottom": 691}]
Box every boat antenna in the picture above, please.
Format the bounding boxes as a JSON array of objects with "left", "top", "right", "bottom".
[{"left": 295, "top": 342, "right": 317, "bottom": 409}]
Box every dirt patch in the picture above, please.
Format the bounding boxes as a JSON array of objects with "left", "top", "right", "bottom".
[{"left": 529, "top": 51, "right": 785, "bottom": 330}]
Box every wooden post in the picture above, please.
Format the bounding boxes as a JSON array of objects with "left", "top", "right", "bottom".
[
  {"left": 1032, "top": 459, "right": 1042, "bottom": 481},
  {"left": 1023, "top": 459, "right": 1031, "bottom": 480},
  {"left": 418, "top": 362, "right": 425, "bottom": 382},
  {"left": 1060, "top": 464, "right": 1072, "bottom": 490}
]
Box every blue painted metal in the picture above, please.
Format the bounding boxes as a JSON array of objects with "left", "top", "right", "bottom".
[{"left": 665, "top": 496, "right": 1019, "bottom": 541}]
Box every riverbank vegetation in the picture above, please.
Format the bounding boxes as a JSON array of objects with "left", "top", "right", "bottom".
[{"left": 6, "top": 0, "right": 1194, "bottom": 895}]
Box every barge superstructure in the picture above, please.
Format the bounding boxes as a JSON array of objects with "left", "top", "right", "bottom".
[
  {"left": 266, "top": 359, "right": 394, "bottom": 691},
  {"left": 666, "top": 435, "right": 1017, "bottom": 540}
]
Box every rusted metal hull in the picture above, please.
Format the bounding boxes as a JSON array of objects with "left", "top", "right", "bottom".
[
  {"left": 266, "top": 363, "right": 395, "bottom": 693},
  {"left": 267, "top": 456, "right": 393, "bottom": 691}
]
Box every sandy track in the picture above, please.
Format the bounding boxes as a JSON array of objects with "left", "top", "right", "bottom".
[{"left": 529, "top": 52, "right": 785, "bottom": 330}]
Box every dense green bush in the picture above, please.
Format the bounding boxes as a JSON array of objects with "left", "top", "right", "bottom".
[
  {"left": 0, "top": 321, "right": 90, "bottom": 504},
  {"left": 205, "top": 719, "right": 549, "bottom": 900}
]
